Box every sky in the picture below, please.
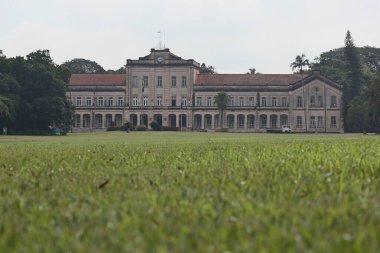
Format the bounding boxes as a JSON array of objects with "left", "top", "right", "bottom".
[{"left": 1, "top": 0, "right": 380, "bottom": 74}]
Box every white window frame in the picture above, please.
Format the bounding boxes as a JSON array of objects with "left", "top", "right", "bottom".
[
  {"left": 143, "top": 96, "right": 148, "bottom": 106},
  {"left": 157, "top": 96, "right": 162, "bottom": 106},
  {"left": 86, "top": 97, "right": 92, "bottom": 106},
  {"left": 118, "top": 97, "right": 124, "bottom": 107},
  {"left": 132, "top": 96, "right": 138, "bottom": 106},
  {"left": 157, "top": 76, "right": 162, "bottom": 88},
  {"left": 76, "top": 96, "right": 82, "bottom": 106},
  {"left": 171, "top": 76, "right": 177, "bottom": 87}
]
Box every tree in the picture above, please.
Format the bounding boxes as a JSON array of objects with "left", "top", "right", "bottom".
[
  {"left": 107, "top": 66, "right": 126, "bottom": 74},
  {"left": 343, "top": 30, "right": 363, "bottom": 132},
  {"left": 61, "top": 58, "right": 106, "bottom": 74},
  {"left": 214, "top": 92, "right": 230, "bottom": 128},
  {"left": 0, "top": 50, "right": 73, "bottom": 132},
  {"left": 367, "top": 76, "right": 380, "bottom": 132},
  {"left": 200, "top": 63, "right": 216, "bottom": 74},
  {"left": 290, "top": 54, "right": 310, "bottom": 132},
  {"left": 0, "top": 73, "right": 20, "bottom": 127},
  {"left": 246, "top": 68, "right": 261, "bottom": 74}
]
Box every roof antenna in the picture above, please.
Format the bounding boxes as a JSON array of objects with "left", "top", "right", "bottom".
[
  {"left": 164, "top": 30, "right": 166, "bottom": 48},
  {"left": 158, "top": 31, "right": 162, "bottom": 49}
]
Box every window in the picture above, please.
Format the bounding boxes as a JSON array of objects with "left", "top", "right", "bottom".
[
  {"left": 143, "top": 76, "right": 148, "bottom": 87},
  {"left": 76, "top": 96, "right": 82, "bottom": 106},
  {"left": 132, "top": 96, "right": 138, "bottom": 106},
  {"left": 271, "top": 97, "right": 277, "bottom": 107},
  {"left": 249, "top": 97, "right": 255, "bottom": 106},
  {"left": 296, "top": 96, "right": 303, "bottom": 107},
  {"left": 331, "top": 116, "right": 337, "bottom": 128},
  {"left": 238, "top": 116, "right": 244, "bottom": 128},
  {"left": 310, "top": 96, "right": 316, "bottom": 107},
  {"left": 317, "top": 116, "right": 323, "bottom": 128},
  {"left": 107, "top": 97, "right": 113, "bottom": 107},
  {"left": 207, "top": 97, "right": 212, "bottom": 106},
  {"left": 171, "top": 76, "right": 177, "bottom": 87},
  {"left": 143, "top": 96, "right": 148, "bottom": 106},
  {"left": 132, "top": 76, "right": 138, "bottom": 87},
  {"left": 248, "top": 115, "right": 255, "bottom": 128},
  {"left": 331, "top": 96, "right": 337, "bottom": 108},
  {"left": 230, "top": 97, "right": 235, "bottom": 106},
  {"left": 86, "top": 97, "right": 92, "bottom": 106},
  {"left": 281, "top": 97, "right": 287, "bottom": 107},
  {"left": 118, "top": 97, "right": 124, "bottom": 106},
  {"left": 181, "top": 76, "right": 187, "bottom": 87},
  {"left": 196, "top": 97, "right": 202, "bottom": 106},
  {"left": 317, "top": 96, "right": 324, "bottom": 107},
  {"left": 156, "top": 96, "right": 162, "bottom": 106},
  {"left": 97, "top": 97, "right": 104, "bottom": 106},
  {"left": 296, "top": 116, "right": 303, "bottom": 128},
  {"left": 310, "top": 116, "right": 316, "bottom": 128},
  {"left": 74, "top": 114, "right": 80, "bottom": 127},
  {"left": 239, "top": 97, "right": 244, "bottom": 106},
  {"left": 261, "top": 97, "right": 267, "bottom": 107},
  {"left": 260, "top": 116, "right": 267, "bottom": 128},
  {"left": 157, "top": 76, "right": 162, "bottom": 88},
  {"left": 171, "top": 96, "right": 177, "bottom": 106},
  {"left": 181, "top": 96, "right": 187, "bottom": 107}
]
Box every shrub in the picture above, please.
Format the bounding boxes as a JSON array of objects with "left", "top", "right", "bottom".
[
  {"left": 162, "top": 126, "right": 179, "bottom": 131},
  {"left": 124, "top": 122, "right": 133, "bottom": 131},
  {"left": 150, "top": 122, "right": 162, "bottom": 131},
  {"left": 136, "top": 125, "right": 147, "bottom": 131},
  {"left": 214, "top": 128, "right": 229, "bottom": 132},
  {"left": 107, "top": 126, "right": 126, "bottom": 131}
]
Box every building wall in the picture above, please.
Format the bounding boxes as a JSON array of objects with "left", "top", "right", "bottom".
[{"left": 68, "top": 49, "right": 343, "bottom": 133}]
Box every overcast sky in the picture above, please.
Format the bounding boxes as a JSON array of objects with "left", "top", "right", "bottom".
[{"left": 1, "top": 0, "right": 379, "bottom": 74}]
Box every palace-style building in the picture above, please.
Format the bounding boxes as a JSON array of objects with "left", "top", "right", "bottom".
[{"left": 68, "top": 48, "right": 343, "bottom": 132}]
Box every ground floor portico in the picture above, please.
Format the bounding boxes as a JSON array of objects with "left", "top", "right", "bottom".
[{"left": 71, "top": 108, "right": 342, "bottom": 133}]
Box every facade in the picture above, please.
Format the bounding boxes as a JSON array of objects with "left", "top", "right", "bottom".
[{"left": 68, "top": 48, "right": 343, "bottom": 133}]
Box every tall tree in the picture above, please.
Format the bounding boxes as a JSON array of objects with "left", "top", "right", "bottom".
[
  {"left": 343, "top": 30, "right": 363, "bottom": 132},
  {"left": 0, "top": 50, "right": 73, "bottom": 132},
  {"left": 200, "top": 63, "right": 216, "bottom": 74},
  {"left": 61, "top": 58, "right": 106, "bottom": 74},
  {"left": 214, "top": 91, "right": 230, "bottom": 128},
  {"left": 290, "top": 54, "right": 310, "bottom": 132}
]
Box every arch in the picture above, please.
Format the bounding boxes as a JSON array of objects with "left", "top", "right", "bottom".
[
  {"left": 214, "top": 114, "right": 220, "bottom": 128},
  {"left": 129, "top": 114, "right": 137, "bottom": 129},
  {"left": 270, "top": 114, "right": 278, "bottom": 129},
  {"left": 153, "top": 114, "right": 163, "bottom": 126},
  {"left": 83, "top": 114, "right": 91, "bottom": 128},
  {"left": 140, "top": 114, "right": 148, "bottom": 127},
  {"left": 179, "top": 114, "right": 187, "bottom": 128},
  {"left": 74, "top": 114, "right": 81, "bottom": 127},
  {"left": 95, "top": 114, "right": 103, "bottom": 128},
  {"left": 105, "top": 114, "right": 113, "bottom": 128},
  {"left": 168, "top": 114, "right": 177, "bottom": 127},
  {"left": 237, "top": 114, "right": 245, "bottom": 129},
  {"left": 194, "top": 114, "right": 202, "bottom": 130},
  {"left": 115, "top": 114, "right": 123, "bottom": 127},
  {"left": 204, "top": 114, "right": 212, "bottom": 129},
  {"left": 247, "top": 114, "right": 255, "bottom": 129},
  {"left": 227, "top": 114, "right": 235, "bottom": 129},
  {"left": 280, "top": 114, "right": 288, "bottom": 128},
  {"left": 259, "top": 114, "right": 267, "bottom": 129}
]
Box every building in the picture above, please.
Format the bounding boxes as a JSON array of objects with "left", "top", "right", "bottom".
[{"left": 68, "top": 48, "right": 343, "bottom": 133}]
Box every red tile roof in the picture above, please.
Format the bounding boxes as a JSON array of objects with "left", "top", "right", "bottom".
[
  {"left": 195, "top": 74, "right": 303, "bottom": 86},
  {"left": 69, "top": 74, "right": 126, "bottom": 86}
]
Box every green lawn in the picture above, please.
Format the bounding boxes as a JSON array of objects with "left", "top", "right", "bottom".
[{"left": 0, "top": 132, "right": 379, "bottom": 252}]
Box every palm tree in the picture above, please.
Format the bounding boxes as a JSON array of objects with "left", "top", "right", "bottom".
[
  {"left": 214, "top": 92, "right": 229, "bottom": 128},
  {"left": 291, "top": 54, "right": 310, "bottom": 132}
]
